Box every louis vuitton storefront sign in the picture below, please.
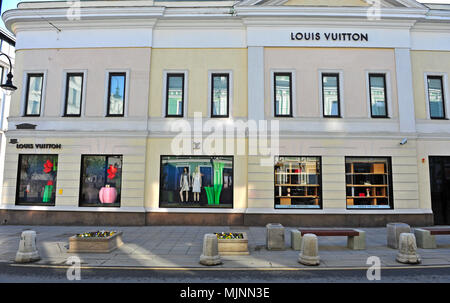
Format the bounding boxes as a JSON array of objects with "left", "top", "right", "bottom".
[{"left": 290, "top": 32, "right": 369, "bottom": 42}]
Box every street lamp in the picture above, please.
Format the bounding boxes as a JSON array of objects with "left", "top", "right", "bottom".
[{"left": 0, "top": 52, "right": 17, "bottom": 95}]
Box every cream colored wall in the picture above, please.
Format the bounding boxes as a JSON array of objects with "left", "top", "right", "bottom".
[
  {"left": 144, "top": 138, "right": 248, "bottom": 210},
  {"left": 11, "top": 48, "right": 151, "bottom": 117},
  {"left": 149, "top": 48, "right": 248, "bottom": 118},
  {"left": 283, "top": 0, "right": 369, "bottom": 6},
  {"left": 1, "top": 136, "right": 147, "bottom": 208},
  {"left": 248, "top": 137, "right": 421, "bottom": 210},
  {"left": 264, "top": 47, "right": 398, "bottom": 119},
  {"left": 411, "top": 51, "right": 450, "bottom": 120}
]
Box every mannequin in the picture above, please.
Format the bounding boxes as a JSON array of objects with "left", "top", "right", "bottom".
[
  {"left": 179, "top": 167, "right": 190, "bottom": 202},
  {"left": 192, "top": 166, "right": 202, "bottom": 202}
]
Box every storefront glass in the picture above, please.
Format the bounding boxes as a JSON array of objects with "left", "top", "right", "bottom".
[
  {"left": 16, "top": 154, "right": 58, "bottom": 206},
  {"left": 160, "top": 156, "right": 233, "bottom": 208},
  {"left": 345, "top": 157, "right": 393, "bottom": 209},
  {"left": 274, "top": 156, "right": 322, "bottom": 209},
  {"left": 79, "top": 155, "right": 122, "bottom": 207}
]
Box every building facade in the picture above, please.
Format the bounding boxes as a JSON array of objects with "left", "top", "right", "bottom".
[{"left": 1, "top": 0, "right": 449, "bottom": 226}]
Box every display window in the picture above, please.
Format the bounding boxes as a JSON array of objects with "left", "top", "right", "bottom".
[
  {"left": 159, "top": 156, "right": 233, "bottom": 208},
  {"left": 16, "top": 154, "right": 58, "bottom": 206},
  {"left": 79, "top": 155, "right": 122, "bottom": 207},
  {"left": 345, "top": 157, "right": 393, "bottom": 209},
  {"left": 274, "top": 156, "right": 322, "bottom": 209}
]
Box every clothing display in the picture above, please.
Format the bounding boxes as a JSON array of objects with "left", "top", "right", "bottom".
[
  {"left": 180, "top": 173, "right": 190, "bottom": 191},
  {"left": 192, "top": 172, "right": 201, "bottom": 193}
]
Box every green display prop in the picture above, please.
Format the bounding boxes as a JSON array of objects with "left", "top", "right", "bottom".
[
  {"left": 43, "top": 185, "right": 53, "bottom": 203},
  {"left": 205, "top": 187, "right": 214, "bottom": 205},
  {"left": 213, "top": 162, "right": 225, "bottom": 205}
]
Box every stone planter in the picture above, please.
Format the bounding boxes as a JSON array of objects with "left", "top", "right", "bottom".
[
  {"left": 68, "top": 231, "right": 123, "bottom": 253},
  {"left": 216, "top": 232, "right": 249, "bottom": 255}
]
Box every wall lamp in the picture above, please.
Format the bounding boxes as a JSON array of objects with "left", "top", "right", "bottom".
[{"left": 0, "top": 52, "right": 17, "bottom": 95}]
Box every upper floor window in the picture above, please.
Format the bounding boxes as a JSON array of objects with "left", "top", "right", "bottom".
[
  {"left": 274, "top": 73, "right": 292, "bottom": 117},
  {"left": 64, "top": 73, "right": 84, "bottom": 117},
  {"left": 107, "top": 72, "right": 126, "bottom": 117},
  {"left": 322, "top": 73, "right": 341, "bottom": 118},
  {"left": 369, "top": 74, "right": 388, "bottom": 118},
  {"left": 24, "top": 73, "right": 44, "bottom": 116},
  {"left": 427, "top": 75, "right": 446, "bottom": 119},
  {"left": 211, "top": 73, "right": 229, "bottom": 118},
  {"left": 165, "top": 73, "right": 184, "bottom": 117}
]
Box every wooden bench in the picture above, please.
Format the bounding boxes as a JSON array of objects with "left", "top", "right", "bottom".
[
  {"left": 290, "top": 228, "right": 366, "bottom": 250},
  {"left": 414, "top": 227, "right": 450, "bottom": 249}
]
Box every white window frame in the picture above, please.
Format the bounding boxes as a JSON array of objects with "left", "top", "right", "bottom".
[
  {"left": 60, "top": 69, "right": 88, "bottom": 117},
  {"left": 20, "top": 70, "right": 48, "bottom": 117},
  {"left": 103, "top": 69, "right": 130, "bottom": 117},
  {"left": 424, "top": 72, "right": 449, "bottom": 120},
  {"left": 208, "top": 70, "right": 233, "bottom": 119},
  {"left": 270, "top": 69, "right": 296, "bottom": 118},
  {"left": 365, "top": 70, "right": 393, "bottom": 119},
  {"left": 318, "top": 69, "right": 344, "bottom": 118},
  {"left": 162, "top": 70, "right": 189, "bottom": 118}
]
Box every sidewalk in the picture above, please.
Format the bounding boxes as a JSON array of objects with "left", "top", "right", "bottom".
[{"left": 1, "top": 225, "right": 450, "bottom": 269}]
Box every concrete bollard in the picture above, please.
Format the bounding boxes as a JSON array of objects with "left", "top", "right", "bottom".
[
  {"left": 15, "top": 230, "right": 40, "bottom": 263},
  {"left": 266, "top": 223, "right": 285, "bottom": 250},
  {"left": 414, "top": 228, "right": 437, "bottom": 249},
  {"left": 347, "top": 229, "right": 366, "bottom": 250},
  {"left": 291, "top": 229, "right": 302, "bottom": 250},
  {"left": 298, "top": 233, "right": 320, "bottom": 266},
  {"left": 199, "top": 234, "right": 222, "bottom": 266},
  {"left": 396, "top": 233, "right": 421, "bottom": 264},
  {"left": 387, "top": 222, "right": 411, "bottom": 249}
]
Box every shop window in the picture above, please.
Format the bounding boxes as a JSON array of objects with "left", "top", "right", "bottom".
[
  {"left": 64, "top": 73, "right": 84, "bottom": 117},
  {"left": 16, "top": 154, "right": 58, "bottom": 206},
  {"left": 211, "top": 73, "right": 229, "bottom": 117},
  {"left": 369, "top": 74, "right": 388, "bottom": 118},
  {"left": 165, "top": 73, "right": 184, "bottom": 117},
  {"left": 322, "top": 73, "right": 341, "bottom": 117},
  {"left": 24, "top": 73, "right": 43, "bottom": 116},
  {"left": 274, "top": 156, "right": 322, "bottom": 209},
  {"left": 427, "top": 76, "right": 446, "bottom": 119},
  {"left": 79, "top": 155, "right": 122, "bottom": 207},
  {"left": 159, "top": 156, "right": 233, "bottom": 208},
  {"left": 345, "top": 157, "right": 393, "bottom": 209},
  {"left": 274, "top": 73, "right": 292, "bottom": 117},
  {"left": 107, "top": 72, "right": 126, "bottom": 116}
]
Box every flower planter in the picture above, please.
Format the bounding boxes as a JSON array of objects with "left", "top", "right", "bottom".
[
  {"left": 68, "top": 231, "right": 123, "bottom": 253},
  {"left": 215, "top": 232, "right": 249, "bottom": 255}
]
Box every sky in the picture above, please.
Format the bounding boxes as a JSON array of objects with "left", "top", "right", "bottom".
[{"left": 1, "top": 0, "right": 450, "bottom": 33}]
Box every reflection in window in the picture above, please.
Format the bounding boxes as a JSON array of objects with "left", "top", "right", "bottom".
[
  {"left": 427, "top": 76, "right": 445, "bottom": 119},
  {"left": 79, "top": 155, "right": 122, "bottom": 207},
  {"left": 107, "top": 73, "right": 126, "bottom": 116},
  {"left": 160, "top": 156, "right": 233, "bottom": 208},
  {"left": 16, "top": 154, "right": 58, "bottom": 205},
  {"left": 274, "top": 73, "right": 292, "bottom": 117},
  {"left": 274, "top": 156, "right": 321, "bottom": 209},
  {"left": 25, "top": 74, "right": 44, "bottom": 116},
  {"left": 211, "top": 74, "right": 229, "bottom": 117},
  {"left": 369, "top": 74, "right": 387, "bottom": 117},
  {"left": 322, "top": 73, "right": 340, "bottom": 117},
  {"left": 64, "top": 73, "right": 83, "bottom": 116},
  {"left": 166, "top": 74, "right": 184, "bottom": 117}
]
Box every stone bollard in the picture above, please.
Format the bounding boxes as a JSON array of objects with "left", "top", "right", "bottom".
[
  {"left": 199, "top": 234, "right": 222, "bottom": 266},
  {"left": 414, "top": 228, "right": 437, "bottom": 249},
  {"left": 298, "top": 233, "right": 320, "bottom": 266},
  {"left": 387, "top": 222, "right": 411, "bottom": 249},
  {"left": 291, "top": 229, "right": 302, "bottom": 250},
  {"left": 15, "top": 230, "right": 40, "bottom": 263},
  {"left": 266, "top": 223, "right": 285, "bottom": 250},
  {"left": 396, "top": 233, "right": 421, "bottom": 264}
]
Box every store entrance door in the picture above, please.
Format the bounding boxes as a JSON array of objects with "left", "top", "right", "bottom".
[{"left": 429, "top": 156, "right": 450, "bottom": 225}]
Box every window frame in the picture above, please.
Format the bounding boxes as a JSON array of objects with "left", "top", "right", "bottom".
[
  {"left": 63, "top": 72, "right": 84, "bottom": 117},
  {"left": 321, "top": 72, "right": 341, "bottom": 118},
  {"left": 78, "top": 154, "right": 123, "bottom": 208},
  {"left": 106, "top": 72, "right": 127, "bottom": 117},
  {"left": 426, "top": 75, "right": 447, "bottom": 120},
  {"left": 210, "top": 73, "right": 230, "bottom": 118},
  {"left": 368, "top": 73, "right": 389, "bottom": 118},
  {"left": 165, "top": 73, "right": 185, "bottom": 118},
  {"left": 273, "top": 72, "right": 293, "bottom": 118},
  {"left": 24, "top": 73, "right": 44, "bottom": 117}
]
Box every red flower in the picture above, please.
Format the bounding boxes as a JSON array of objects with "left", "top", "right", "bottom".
[
  {"left": 107, "top": 165, "right": 117, "bottom": 180},
  {"left": 47, "top": 180, "right": 53, "bottom": 186},
  {"left": 43, "top": 160, "right": 53, "bottom": 173}
]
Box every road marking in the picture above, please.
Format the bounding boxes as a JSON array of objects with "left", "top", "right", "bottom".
[{"left": 9, "top": 263, "right": 450, "bottom": 271}]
